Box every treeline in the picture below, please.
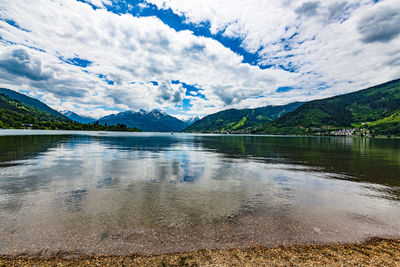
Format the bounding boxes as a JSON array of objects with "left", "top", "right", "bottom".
[
  {"left": 0, "top": 108, "right": 140, "bottom": 132},
  {"left": 0, "top": 93, "right": 140, "bottom": 132},
  {"left": 184, "top": 102, "right": 304, "bottom": 133},
  {"left": 254, "top": 79, "right": 400, "bottom": 136},
  {"left": 367, "top": 122, "right": 400, "bottom": 136}
]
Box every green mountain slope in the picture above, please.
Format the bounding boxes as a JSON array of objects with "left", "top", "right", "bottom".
[
  {"left": 0, "top": 88, "right": 66, "bottom": 118},
  {"left": 0, "top": 92, "right": 140, "bottom": 132},
  {"left": 257, "top": 79, "right": 400, "bottom": 135},
  {"left": 0, "top": 92, "right": 68, "bottom": 128},
  {"left": 365, "top": 110, "right": 400, "bottom": 136},
  {"left": 184, "top": 102, "right": 304, "bottom": 133}
]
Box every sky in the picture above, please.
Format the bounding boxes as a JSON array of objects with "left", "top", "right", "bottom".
[{"left": 0, "top": 0, "right": 399, "bottom": 120}]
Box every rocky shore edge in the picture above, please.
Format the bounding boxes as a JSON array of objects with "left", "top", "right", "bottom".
[{"left": 1, "top": 238, "right": 399, "bottom": 266}]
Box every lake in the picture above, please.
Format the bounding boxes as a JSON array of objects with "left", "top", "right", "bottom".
[{"left": 0, "top": 130, "right": 399, "bottom": 256}]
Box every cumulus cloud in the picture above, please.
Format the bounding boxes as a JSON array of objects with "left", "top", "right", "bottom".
[
  {"left": 358, "top": 5, "right": 400, "bottom": 43},
  {"left": 147, "top": 0, "right": 400, "bottom": 102},
  {"left": 0, "top": 48, "right": 53, "bottom": 81},
  {"left": 295, "top": 2, "right": 320, "bottom": 17},
  {"left": 0, "top": 0, "right": 399, "bottom": 119},
  {"left": 325, "top": 2, "right": 349, "bottom": 22},
  {"left": 156, "top": 82, "right": 184, "bottom": 103},
  {"left": 0, "top": 0, "right": 296, "bottom": 117}
]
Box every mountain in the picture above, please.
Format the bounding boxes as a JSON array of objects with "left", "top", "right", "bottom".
[
  {"left": 0, "top": 88, "right": 66, "bottom": 118},
  {"left": 184, "top": 116, "right": 200, "bottom": 126},
  {"left": 0, "top": 92, "right": 69, "bottom": 128},
  {"left": 0, "top": 89, "right": 140, "bottom": 132},
  {"left": 257, "top": 79, "right": 400, "bottom": 136},
  {"left": 61, "top": 110, "right": 96, "bottom": 124},
  {"left": 184, "top": 102, "right": 305, "bottom": 133},
  {"left": 98, "top": 109, "right": 188, "bottom": 132}
]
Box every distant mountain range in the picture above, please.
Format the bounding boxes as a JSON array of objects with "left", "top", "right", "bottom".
[
  {"left": 183, "top": 116, "right": 200, "bottom": 126},
  {"left": 98, "top": 109, "right": 188, "bottom": 132},
  {"left": 0, "top": 88, "right": 193, "bottom": 132},
  {"left": 0, "top": 89, "right": 139, "bottom": 131},
  {"left": 184, "top": 102, "right": 304, "bottom": 133},
  {"left": 61, "top": 108, "right": 198, "bottom": 132},
  {"left": 1, "top": 78, "right": 400, "bottom": 136},
  {"left": 60, "top": 110, "right": 96, "bottom": 124}
]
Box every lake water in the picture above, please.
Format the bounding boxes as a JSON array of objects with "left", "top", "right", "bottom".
[{"left": 0, "top": 130, "right": 399, "bottom": 256}]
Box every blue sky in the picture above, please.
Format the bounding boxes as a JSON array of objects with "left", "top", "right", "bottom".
[{"left": 0, "top": 0, "right": 399, "bottom": 119}]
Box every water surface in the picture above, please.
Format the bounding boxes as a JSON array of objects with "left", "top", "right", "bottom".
[{"left": 0, "top": 130, "right": 399, "bottom": 255}]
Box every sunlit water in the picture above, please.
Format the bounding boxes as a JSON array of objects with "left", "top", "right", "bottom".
[{"left": 0, "top": 130, "right": 399, "bottom": 256}]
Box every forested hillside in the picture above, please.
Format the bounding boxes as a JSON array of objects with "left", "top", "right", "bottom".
[
  {"left": 256, "top": 79, "right": 400, "bottom": 136},
  {"left": 184, "top": 102, "right": 304, "bottom": 133},
  {"left": 0, "top": 92, "right": 140, "bottom": 132}
]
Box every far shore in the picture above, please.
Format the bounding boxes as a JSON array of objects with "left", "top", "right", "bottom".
[
  {"left": 1, "top": 128, "right": 400, "bottom": 139},
  {"left": 1, "top": 238, "right": 399, "bottom": 266}
]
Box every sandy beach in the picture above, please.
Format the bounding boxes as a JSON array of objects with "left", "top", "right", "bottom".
[{"left": 1, "top": 238, "right": 399, "bottom": 266}]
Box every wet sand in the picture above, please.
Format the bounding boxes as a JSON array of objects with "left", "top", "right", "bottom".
[{"left": 1, "top": 238, "right": 399, "bottom": 266}]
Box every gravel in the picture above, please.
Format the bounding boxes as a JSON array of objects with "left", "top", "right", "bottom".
[{"left": 1, "top": 238, "right": 399, "bottom": 266}]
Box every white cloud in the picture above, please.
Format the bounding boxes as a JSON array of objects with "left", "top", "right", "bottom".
[
  {"left": 0, "top": 0, "right": 297, "bottom": 118},
  {"left": 0, "top": 0, "right": 399, "bottom": 119},
  {"left": 146, "top": 0, "right": 400, "bottom": 102},
  {"left": 84, "top": 0, "right": 112, "bottom": 9}
]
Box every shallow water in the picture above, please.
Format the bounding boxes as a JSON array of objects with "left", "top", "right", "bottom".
[{"left": 0, "top": 130, "right": 399, "bottom": 255}]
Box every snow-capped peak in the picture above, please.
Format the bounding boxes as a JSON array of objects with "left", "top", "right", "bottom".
[{"left": 149, "top": 109, "right": 166, "bottom": 117}]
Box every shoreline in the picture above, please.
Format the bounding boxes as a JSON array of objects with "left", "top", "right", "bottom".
[
  {"left": 1, "top": 238, "right": 399, "bottom": 266},
  {"left": 2, "top": 128, "right": 400, "bottom": 138}
]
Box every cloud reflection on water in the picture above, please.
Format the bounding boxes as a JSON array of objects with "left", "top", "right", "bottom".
[{"left": 0, "top": 132, "right": 399, "bottom": 255}]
